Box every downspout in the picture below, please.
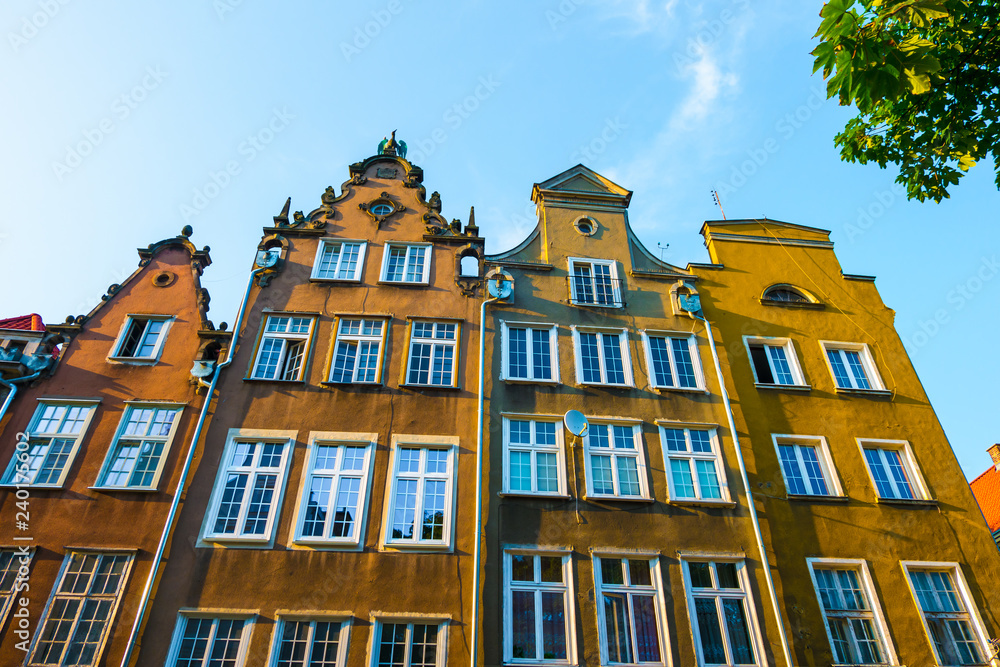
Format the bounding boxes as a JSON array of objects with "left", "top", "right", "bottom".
[
  {"left": 119, "top": 266, "right": 263, "bottom": 667},
  {"left": 472, "top": 288, "right": 503, "bottom": 667},
  {"left": 680, "top": 295, "right": 794, "bottom": 667},
  {"left": 0, "top": 369, "right": 47, "bottom": 426}
]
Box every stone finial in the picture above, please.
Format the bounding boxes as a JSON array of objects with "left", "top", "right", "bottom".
[{"left": 181, "top": 225, "right": 193, "bottom": 238}]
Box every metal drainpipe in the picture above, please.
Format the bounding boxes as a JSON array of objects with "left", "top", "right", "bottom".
[
  {"left": 472, "top": 289, "right": 502, "bottom": 667},
  {"left": 119, "top": 267, "right": 264, "bottom": 667},
  {"left": 0, "top": 370, "right": 46, "bottom": 426},
  {"left": 690, "top": 309, "right": 794, "bottom": 667}
]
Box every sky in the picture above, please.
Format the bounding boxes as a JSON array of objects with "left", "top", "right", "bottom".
[{"left": 1, "top": 0, "right": 997, "bottom": 479}]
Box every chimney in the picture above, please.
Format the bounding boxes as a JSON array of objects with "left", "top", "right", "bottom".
[{"left": 989, "top": 444, "right": 1000, "bottom": 471}]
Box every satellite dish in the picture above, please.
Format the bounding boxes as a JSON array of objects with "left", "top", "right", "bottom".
[
  {"left": 487, "top": 272, "right": 514, "bottom": 299},
  {"left": 255, "top": 249, "right": 280, "bottom": 268},
  {"left": 190, "top": 360, "right": 216, "bottom": 378},
  {"left": 563, "top": 410, "right": 589, "bottom": 437}
]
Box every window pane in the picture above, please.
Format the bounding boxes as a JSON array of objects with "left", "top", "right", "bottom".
[
  {"left": 541, "top": 592, "right": 567, "bottom": 659},
  {"left": 633, "top": 594, "right": 661, "bottom": 662},
  {"left": 748, "top": 345, "right": 774, "bottom": 384},
  {"left": 616, "top": 457, "right": 640, "bottom": 496},
  {"left": 531, "top": 328, "right": 552, "bottom": 380},
  {"left": 799, "top": 446, "right": 829, "bottom": 496},
  {"left": 580, "top": 333, "right": 601, "bottom": 383},
  {"left": 591, "top": 455, "right": 614, "bottom": 495},
  {"left": 827, "top": 349, "right": 851, "bottom": 388},
  {"left": 695, "top": 459, "right": 721, "bottom": 499},
  {"left": 778, "top": 445, "right": 807, "bottom": 495},
  {"left": 601, "top": 559, "right": 625, "bottom": 585},
  {"left": 509, "top": 451, "right": 532, "bottom": 492},
  {"left": 508, "top": 328, "right": 528, "bottom": 378},
  {"left": 670, "top": 459, "right": 696, "bottom": 498},
  {"left": 511, "top": 555, "right": 533, "bottom": 582},
  {"left": 883, "top": 450, "right": 914, "bottom": 499},
  {"left": 722, "top": 599, "right": 755, "bottom": 665},
  {"left": 511, "top": 590, "right": 537, "bottom": 659},
  {"left": 603, "top": 593, "right": 633, "bottom": 664},
  {"left": 536, "top": 453, "right": 559, "bottom": 493},
  {"left": 628, "top": 560, "right": 652, "bottom": 586},
  {"left": 671, "top": 337, "right": 697, "bottom": 387},
  {"left": 539, "top": 557, "right": 563, "bottom": 583},
  {"left": 766, "top": 345, "right": 795, "bottom": 384},
  {"left": 716, "top": 563, "right": 739, "bottom": 589},
  {"left": 648, "top": 337, "right": 674, "bottom": 387},
  {"left": 844, "top": 350, "right": 871, "bottom": 389},
  {"left": 602, "top": 334, "right": 626, "bottom": 384},
  {"left": 695, "top": 598, "right": 727, "bottom": 664}
]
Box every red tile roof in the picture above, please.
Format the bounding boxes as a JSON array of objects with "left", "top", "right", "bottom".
[
  {"left": 0, "top": 314, "right": 44, "bottom": 332},
  {"left": 970, "top": 465, "right": 1000, "bottom": 533}
]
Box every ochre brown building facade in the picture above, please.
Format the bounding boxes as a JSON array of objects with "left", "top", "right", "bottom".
[{"left": 1, "top": 145, "right": 998, "bottom": 667}]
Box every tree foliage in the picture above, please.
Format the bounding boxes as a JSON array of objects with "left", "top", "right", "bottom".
[{"left": 812, "top": 0, "right": 999, "bottom": 201}]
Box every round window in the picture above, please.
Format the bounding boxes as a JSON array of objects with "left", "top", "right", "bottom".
[
  {"left": 573, "top": 216, "right": 597, "bottom": 236},
  {"left": 370, "top": 203, "right": 393, "bottom": 216}
]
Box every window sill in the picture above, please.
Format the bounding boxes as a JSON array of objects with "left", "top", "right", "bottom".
[
  {"left": 242, "top": 377, "right": 306, "bottom": 384},
  {"left": 400, "top": 383, "right": 461, "bottom": 391},
  {"left": 309, "top": 277, "right": 362, "bottom": 284},
  {"left": 583, "top": 495, "right": 653, "bottom": 503},
  {"left": 498, "top": 492, "right": 572, "bottom": 500},
  {"left": 876, "top": 497, "right": 938, "bottom": 507},
  {"left": 834, "top": 387, "right": 893, "bottom": 398},
  {"left": 755, "top": 383, "right": 811, "bottom": 392},
  {"left": 785, "top": 494, "right": 849, "bottom": 503},
  {"left": 569, "top": 301, "right": 624, "bottom": 309},
  {"left": 107, "top": 356, "right": 158, "bottom": 365},
  {"left": 653, "top": 386, "right": 709, "bottom": 395},
  {"left": 502, "top": 378, "right": 561, "bottom": 385},
  {"left": 0, "top": 483, "right": 63, "bottom": 490},
  {"left": 320, "top": 380, "right": 383, "bottom": 387},
  {"left": 200, "top": 536, "right": 274, "bottom": 547},
  {"left": 89, "top": 486, "right": 159, "bottom": 493},
  {"left": 579, "top": 382, "right": 635, "bottom": 389},
  {"left": 289, "top": 540, "right": 363, "bottom": 551},
  {"left": 667, "top": 499, "right": 737, "bottom": 508},
  {"left": 377, "top": 280, "right": 429, "bottom": 287},
  {"left": 379, "top": 542, "right": 453, "bottom": 553}
]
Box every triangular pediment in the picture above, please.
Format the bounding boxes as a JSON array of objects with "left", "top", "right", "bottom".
[{"left": 532, "top": 165, "right": 632, "bottom": 208}]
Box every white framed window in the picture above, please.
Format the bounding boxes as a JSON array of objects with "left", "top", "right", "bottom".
[
  {"left": 583, "top": 421, "right": 649, "bottom": 500},
  {"left": 165, "top": 614, "right": 254, "bottom": 667},
  {"left": 658, "top": 425, "right": 728, "bottom": 502},
  {"left": 269, "top": 616, "right": 350, "bottom": 667},
  {"left": 503, "top": 550, "right": 576, "bottom": 664},
  {"left": 0, "top": 400, "right": 99, "bottom": 488},
  {"left": 568, "top": 257, "right": 622, "bottom": 307},
  {"left": 502, "top": 417, "right": 567, "bottom": 497},
  {"left": 293, "top": 433, "right": 377, "bottom": 549},
  {"left": 371, "top": 618, "right": 447, "bottom": 667},
  {"left": 203, "top": 431, "right": 295, "bottom": 544},
  {"left": 94, "top": 403, "right": 182, "bottom": 490},
  {"left": 641, "top": 332, "right": 704, "bottom": 390},
  {"left": 859, "top": 439, "right": 929, "bottom": 501},
  {"left": 404, "top": 320, "right": 459, "bottom": 388},
  {"left": 821, "top": 342, "right": 885, "bottom": 391},
  {"left": 501, "top": 322, "right": 559, "bottom": 383},
  {"left": 902, "top": 562, "right": 991, "bottom": 666},
  {"left": 382, "top": 436, "right": 457, "bottom": 550},
  {"left": 312, "top": 239, "right": 367, "bottom": 281},
  {"left": 250, "top": 314, "right": 315, "bottom": 381},
  {"left": 743, "top": 337, "right": 806, "bottom": 387},
  {"left": 328, "top": 318, "right": 387, "bottom": 384},
  {"left": 380, "top": 243, "right": 431, "bottom": 284},
  {"left": 806, "top": 559, "right": 895, "bottom": 666},
  {"left": 772, "top": 435, "right": 843, "bottom": 498},
  {"left": 109, "top": 315, "right": 171, "bottom": 362},
  {"left": 29, "top": 551, "right": 133, "bottom": 667},
  {"left": 572, "top": 327, "right": 633, "bottom": 387},
  {"left": 593, "top": 554, "right": 668, "bottom": 665},
  {"left": 0, "top": 548, "right": 31, "bottom": 630},
  {"left": 682, "top": 558, "right": 765, "bottom": 667}
]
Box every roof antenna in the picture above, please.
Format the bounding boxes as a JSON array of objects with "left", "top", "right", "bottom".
[
  {"left": 711, "top": 190, "right": 727, "bottom": 220},
  {"left": 657, "top": 243, "right": 670, "bottom": 261}
]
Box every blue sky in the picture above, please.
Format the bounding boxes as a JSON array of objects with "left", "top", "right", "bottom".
[{"left": 1, "top": 0, "right": 997, "bottom": 478}]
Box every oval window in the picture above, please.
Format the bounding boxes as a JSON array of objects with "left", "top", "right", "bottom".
[{"left": 370, "top": 203, "right": 393, "bottom": 216}]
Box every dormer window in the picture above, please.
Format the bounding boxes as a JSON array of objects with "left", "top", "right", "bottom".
[
  {"left": 761, "top": 284, "right": 820, "bottom": 308},
  {"left": 110, "top": 316, "right": 172, "bottom": 363}
]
